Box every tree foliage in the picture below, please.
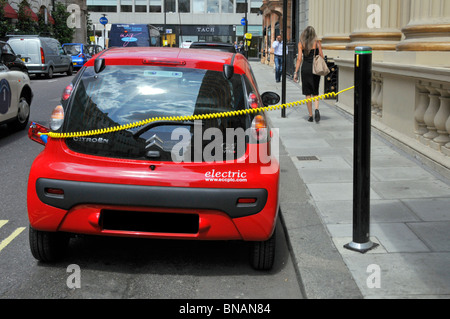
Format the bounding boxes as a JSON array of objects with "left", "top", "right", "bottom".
[
  {"left": 0, "top": 0, "right": 15, "bottom": 37},
  {"left": 16, "top": 0, "right": 37, "bottom": 35},
  {"left": 52, "top": 2, "right": 74, "bottom": 44},
  {"left": 0, "top": 0, "right": 74, "bottom": 44}
]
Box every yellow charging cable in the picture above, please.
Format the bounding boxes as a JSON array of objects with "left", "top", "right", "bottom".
[{"left": 42, "top": 86, "right": 354, "bottom": 139}]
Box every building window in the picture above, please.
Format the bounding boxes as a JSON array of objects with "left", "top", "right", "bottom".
[
  {"left": 221, "top": 0, "right": 233, "bottom": 13},
  {"left": 207, "top": 0, "right": 219, "bottom": 13},
  {"left": 179, "top": 0, "right": 190, "bottom": 13},
  {"left": 165, "top": 0, "right": 176, "bottom": 12},
  {"left": 135, "top": 0, "right": 148, "bottom": 12},
  {"left": 121, "top": 0, "right": 132, "bottom": 12},
  {"left": 193, "top": 0, "right": 204, "bottom": 13},
  {"left": 87, "top": 0, "right": 117, "bottom": 12},
  {"left": 250, "top": 0, "right": 262, "bottom": 14},
  {"left": 150, "top": 0, "right": 161, "bottom": 12},
  {"left": 236, "top": 0, "right": 247, "bottom": 14}
]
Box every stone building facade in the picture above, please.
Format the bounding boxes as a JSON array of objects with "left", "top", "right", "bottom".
[
  {"left": 7, "top": 0, "right": 87, "bottom": 43},
  {"left": 262, "top": 0, "right": 450, "bottom": 176}
]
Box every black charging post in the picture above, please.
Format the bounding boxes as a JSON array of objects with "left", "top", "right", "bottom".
[{"left": 344, "top": 46, "right": 378, "bottom": 253}]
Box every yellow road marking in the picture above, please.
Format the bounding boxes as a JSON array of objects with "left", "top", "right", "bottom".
[
  {"left": 0, "top": 220, "right": 8, "bottom": 228},
  {"left": 0, "top": 226, "right": 26, "bottom": 254}
]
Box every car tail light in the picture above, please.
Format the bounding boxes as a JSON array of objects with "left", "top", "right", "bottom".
[
  {"left": 40, "top": 47, "right": 45, "bottom": 64},
  {"left": 62, "top": 83, "right": 73, "bottom": 100},
  {"left": 50, "top": 105, "right": 64, "bottom": 131},
  {"left": 248, "top": 92, "right": 258, "bottom": 109},
  {"left": 28, "top": 122, "right": 49, "bottom": 145},
  {"left": 250, "top": 114, "right": 268, "bottom": 143}
]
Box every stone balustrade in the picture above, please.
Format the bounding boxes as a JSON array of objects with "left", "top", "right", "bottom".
[{"left": 261, "top": 0, "right": 450, "bottom": 174}]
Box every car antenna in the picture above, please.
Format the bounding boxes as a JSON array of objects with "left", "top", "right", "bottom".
[{"left": 223, "top": 54, "right": 236, "bottom": 79}]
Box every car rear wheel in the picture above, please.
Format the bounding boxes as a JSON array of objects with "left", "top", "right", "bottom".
[
  {"left": 29, "top": 226, "right": 69, "bottom": 262},
  {"left": 7, "top": 97, "right": 30, "bottom": 131},
  {"left": 67, "top": 64, "right": 73, "bottom": 76},
  {"left": 249, "top": 226, "right": 276, "bottom": 270},
  {"left": 46, "top": 67, "right": 53, "bottom": 79}
]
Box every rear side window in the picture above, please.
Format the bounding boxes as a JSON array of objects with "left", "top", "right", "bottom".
[{"left": 65, "top": 65, "right": 249, "bottom": 162}]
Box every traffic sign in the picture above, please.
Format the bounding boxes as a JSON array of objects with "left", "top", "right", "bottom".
[
  {"left": 99, "top": 16, "right": 108, "bottom": 25},
  {"left": 240, "top": 18, "right": 246, "bottom": 26}
]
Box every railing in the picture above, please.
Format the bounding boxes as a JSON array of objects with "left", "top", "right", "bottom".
[{"left": 415, "top": 82, "right": 450, "bottom": 155}]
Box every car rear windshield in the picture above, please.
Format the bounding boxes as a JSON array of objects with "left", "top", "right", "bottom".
[
  {"left": 64, "top": 44, "right": 82, "bottom": 55},
  {"left": 64, "top": 65, "right": 250, "bottom": 162}
]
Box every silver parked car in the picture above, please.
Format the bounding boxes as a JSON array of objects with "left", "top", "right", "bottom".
[{"left": 7, "top": 35, "right": 73, "bottom": 79}]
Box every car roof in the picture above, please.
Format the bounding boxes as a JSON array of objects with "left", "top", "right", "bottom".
[{"left": 87, "top": 46, "right": 249, "bottom": 74}]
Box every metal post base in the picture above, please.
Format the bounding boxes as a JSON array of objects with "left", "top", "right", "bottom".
[{"left": 344, "top": 241, "right": 379, "bottom": 254}]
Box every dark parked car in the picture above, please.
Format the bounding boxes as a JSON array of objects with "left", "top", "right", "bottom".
[{"left": 0, "top": 41, "right": 28, "bottom": 73}]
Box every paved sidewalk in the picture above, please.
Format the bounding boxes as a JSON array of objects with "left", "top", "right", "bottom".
[{"left": 250, "top": 60, "right": 450, "bottom": 299}]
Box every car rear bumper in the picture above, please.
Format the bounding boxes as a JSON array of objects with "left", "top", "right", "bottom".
[
  {"left": 36, "top": 178, "right": 268, "bottom": 219},
  {"left": 29, "top": 178, "right": 278, "bottom": 241},
  {"left": 27, "top": 141, "right": 280, "bottom": 241},
  {"left": 25, "top": 64, "right": 48, "bottom": 74}
]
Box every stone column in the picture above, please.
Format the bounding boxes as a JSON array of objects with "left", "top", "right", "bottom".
[
  {"left": 346, "top": 0, "right": 403, "bottom": 50},
  {"left": 321, "top": 0, "right": 352, "bottom": 50},
  {"left": 397, "top": 0, "right": 450, "bottom": 51},
  {"left": 308, "top": 0, "right": 325, "bottom": 38}
]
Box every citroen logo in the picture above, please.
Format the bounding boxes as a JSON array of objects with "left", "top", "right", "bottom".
[{"left": 145, "top": 134, "right": 164, "bottom": 158}]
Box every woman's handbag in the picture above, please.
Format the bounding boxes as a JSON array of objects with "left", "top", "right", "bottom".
[{"left": 313, "top": 50, "right": 330, "bottom": 76}]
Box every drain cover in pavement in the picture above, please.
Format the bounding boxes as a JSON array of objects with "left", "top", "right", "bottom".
[{"left": 297, "top": 156, "right": 319, "bottom": 161}]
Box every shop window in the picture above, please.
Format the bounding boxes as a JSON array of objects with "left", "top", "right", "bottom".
[
  {"left": 207, "top": 0, "right": 219, "bottom": 13},
  {"left": 250, "top": 0, "right": 262, "bottom": 14},
  {"left": 120, "top": 0, "right": 132, "bottom": 12},
  {"left": 87, "top": 0, "right": 117, "bottom": 12},
  {"left": 193, "top": 0, "right": 204, "bottom": 13},
  {"left": 165, "top": 0, "right": 176, "bottom": 12},
  {"left": 221, "top": 0, "right": 233, "bottom": 13},
  {"left": 150, "top": 0, "right": 161, "bottom": 12},
  {"left": 236, "top": 0, "right": 247, "bottom": 13},
  {"left": 179, "top": 0, "right": 190, "bottom": 12},
  {"left": 135, "top": 0, "right": 147, "bottom": 12}
]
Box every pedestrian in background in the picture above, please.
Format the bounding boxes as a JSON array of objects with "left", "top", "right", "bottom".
[
  {"left": 237, "top": 41, "right": 244, "bottom": 54},
  {"left": 293, "top": 26, "right": 323, "bottom": 122},
  {"left": 272, "top": 35, "right": 285, "bottom": 83}
]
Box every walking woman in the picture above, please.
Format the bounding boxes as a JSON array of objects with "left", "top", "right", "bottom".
[{"left": 293, "top": 26, "right": 324, "bottom": 122}]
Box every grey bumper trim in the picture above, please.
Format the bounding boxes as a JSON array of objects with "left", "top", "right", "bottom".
[{"left": 36, "top": 178, "right": 268, "bottom": 218}]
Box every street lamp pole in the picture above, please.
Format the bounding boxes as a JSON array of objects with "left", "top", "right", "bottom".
[{"left": 281, "top": 0, "right": 287, "bottom": 118}]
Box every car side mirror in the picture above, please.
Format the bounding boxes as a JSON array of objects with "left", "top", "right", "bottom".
[
  {"left": 94, "top": 58, "right": 106, "bottom": 73},
  {"left": 261, "top": 92, "right": 280, "bottom": 107}
]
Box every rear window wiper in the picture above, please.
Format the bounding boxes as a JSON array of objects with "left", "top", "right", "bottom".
[{"left": 133, "top": 120, "right": 202, "bottom": 138}]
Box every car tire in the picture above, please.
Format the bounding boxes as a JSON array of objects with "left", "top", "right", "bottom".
[
  {"left": 46, "top": 67, "right": 53, "bottom": 79},
  {"left": 249, "top": 226, "right": 276, "bottom": 270},
  {"left": 29, "top": 226, "right": 69, "bottom": 262},
  {"left": 7, "top": 97, "right": 30, "bottom": 131},
  {"left": 67, "top": 64, "right": 73, "bottom": 76}
]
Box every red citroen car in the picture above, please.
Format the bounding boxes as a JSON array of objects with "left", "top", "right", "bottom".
[{"left": 27, "top": 47, "right": 280, "bottom": 270}]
